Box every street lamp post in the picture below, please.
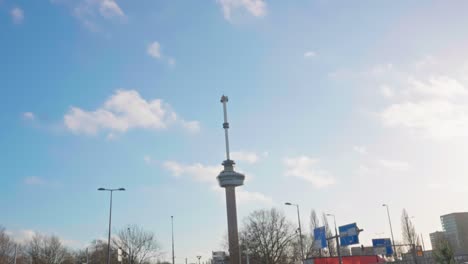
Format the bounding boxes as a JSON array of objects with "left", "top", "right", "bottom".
[
  {"left": 172, "top": 216, "right": 175, "bottom": 264},
  {"left": 127, "top": 227, "right": 133, "bottom": 264},
  {"left": 98, "top": 187, "right": 125, "bottom": 264},
  {"left": 326, "top": 214, "right": 342, "bottom": 264},
  {"left": 382, "top": 204, "right": 397, "bottom": 259},
  {"left": 285, "top": 202, "right": 305, "bottom": 263}
]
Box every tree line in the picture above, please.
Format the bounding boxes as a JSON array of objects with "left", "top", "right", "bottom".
[
  {"left": 0, "top": 225, "right": 161, "bottom": 264},
  {"left": 233, "top": 207, "right": 455, "bottom": 264},
  {"left": 1, "top": 208, "right": 457, "bottom": 264}
]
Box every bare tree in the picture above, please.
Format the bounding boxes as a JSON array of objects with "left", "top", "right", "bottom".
[
  {"left": 310, "top": 210, "right": 320, "bottom": 231},
  {"left": 87, "top": 239, "right": 118, "bottom": 264},
  {"left": 306, "top": 210, "right": 321, "bottom": 258},
  {"left": 25, "top": 233, "right": 70, "bottom": 264},
  {"left": 0, "top": 227, "right": 17, "bottom": 264},
  {"left": 239, "top": 208, "right": 296, "bottom": 264},
  {"left": 322, "top": 213, "right": 336, "bottom": 256},
  {"left": 113, "top": 225, "right": 161, "bottom": 264},
  {"left": 401, "top": 209, "right": 419, "bottom": 251}
]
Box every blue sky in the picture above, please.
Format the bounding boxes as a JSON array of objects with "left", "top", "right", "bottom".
[{"left": 2, "top": 0, "right": 468, "bottom": 262}]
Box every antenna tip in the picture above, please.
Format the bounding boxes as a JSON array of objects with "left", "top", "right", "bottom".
[{"left": 220, "top": 95, "right": 228, "bottom": 103}]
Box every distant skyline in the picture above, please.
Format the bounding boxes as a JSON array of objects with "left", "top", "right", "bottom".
[{"left": 1, "top": 0, "right": 468, "bottom": 262}]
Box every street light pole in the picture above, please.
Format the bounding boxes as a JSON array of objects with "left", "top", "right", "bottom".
[
  {"left": 127, "top": 227, "right": 132, "bottom": 264},
  {"left": 382, "top": 204, "right": 397, "bottom": 259},
  {"left": 98, "top": 187, "right": 125, "bottom": 264},
  {"left": 13, "top": 244, "right": 17, "bottom": 264},
  {"left": 285, "top": 202, "right": 304, "bottom": 262},
  {"left": 172, "top": 216, "right": 175, "bottom": 264},
  {"left": 326, "top": 214, "right": 342, "bottom": 264}
]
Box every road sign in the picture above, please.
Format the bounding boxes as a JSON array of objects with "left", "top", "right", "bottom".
[
  {"left": 339, "top": 223, "right": 361, "bottom": 246},
  {"left": 416, "top": 245, "right": 423, "bottom": 256},
  {"left": 372, "top": 238, "right": 393, "bottom": 255},
  {"left": 314, "top": 226, "right": 328, "bottom": 249}
]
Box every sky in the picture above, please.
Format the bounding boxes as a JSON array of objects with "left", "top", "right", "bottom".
[{"left": 2, "top": 0, "right": 468, "bottom": 262}]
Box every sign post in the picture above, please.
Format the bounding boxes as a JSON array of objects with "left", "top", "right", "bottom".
[
  {"left": 372, "top": 238, "right": 394, "bottom": 256},
  {"left": 339, "top": 223, "right": 362, "bottom": 246}
]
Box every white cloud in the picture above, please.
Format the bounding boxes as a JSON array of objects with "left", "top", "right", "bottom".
[
  {"left": 353, "top": 146, "right": 367, "bottom": 155},
  {"left": 147, "top": 42, "right": 161, "bottom": 59},
  {"left": 230, "top": 151, "right": 259, "bottom": 164},
  {"left": 381, "top": 99, "right": 468, "bottom": 140},
  {"left": 163, "top": 161, "right": 220, "bottom": 183},
  {"left": 283, "top": 156, "right": 335, "bottom": 188},
  {"left": 147, "top": 42, "right": 176, "bottom": 66},
  {"left": 53, "top": 0, "right": 125, "bottom": 31},
  {"left": 8, "top": 230, "right": 35, "bottom": 243},
  {"left": 7, "top": 229, "right": 84, "bottom": 248},
  {"left": 237, "top": 189, "right": 273, "bottom": 204},
  {"left": 180, "top": 120, "right": 201, "bottom": 133},
  {"left": 23, "top": 176, "right": 45, "bottom": 186},
  {"left": 22, "top": 112, "right": 35, "bottom": 120},
  {"left": 304, "top": 51, "right": 316, "bottom": 58},
  {"left": 11, "top": 7, "right": 24, "bottom": 24},
  {"left": 99, "top": 0, "right": 124, "bottom": 18},
  {"left": 378, "top": 159, "right": 410, "bottom": 171},
  {"left": 64, "top": 90, "right": 199, "bottom": 135},
  {"left": 375, "top": 61, "right": 468, "bottom": 140},
  {"left": 162, "top": 160, "right": 272, "bottom": 204},
  {"left": 380, "top": 85, "right": 394, "bottom": 98},
  {"left": 217, "top": 0, "right": 266, "bottom": 20},
  {"left": 407, "top": 76, "right": 467, "bottom": 98}
]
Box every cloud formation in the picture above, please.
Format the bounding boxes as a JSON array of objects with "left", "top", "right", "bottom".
[
  {"left": 147, "top": 41, "right": 176, "bottom": 66},
  {"left": 11, "top": 7, "right": 24, "bottom": 24},
  {"left": 283, "top": 156, "right": 335, "bottom": 188},
  {"left": 380, "top": 75, "right": 468, "bottom": 140},
  {"left": 147, "top": 42, "right": 161, "bottom": 59},
  {"left": 230, "top": 151, "right": 260, "bottom": 164},
  {"left": 64, "top": 90, "right": 200, "bottom": 136},
  {"left": 217, "top": 0, "right": 266, "bottom": 20},
  {"left": 52, "top": 0, "right": 125, "bottom": 31}
]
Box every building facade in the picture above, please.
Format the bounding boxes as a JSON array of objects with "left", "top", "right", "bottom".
[
  {"left": 212, "top": 251, "right": 228, "bottom": 264},
  {"left": 441, "top": 212, "right": 468, "bottom": 254},
  {"left": 429, "top": 231, "right": 446, "bottom": 250}
]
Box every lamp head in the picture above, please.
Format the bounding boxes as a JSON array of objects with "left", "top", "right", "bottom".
[
  {"left": 285, "top": 202, "right": 292, "bottom": 205},
  {"left": 118, "top": 188, "right": 126, "bottom": 191},
  {"left": 98, "top": 188, "right": 105, "bottom": 191}
]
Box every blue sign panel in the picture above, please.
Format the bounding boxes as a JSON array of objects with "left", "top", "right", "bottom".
[
  {"left": 339, "top": 223, "right": 360, "bottom": 246},
  {"left": 372, "top": 238, "right": 393, "bottom": 255},
  {"left": 313, "top": 226, "right": 327, "bottom": 249}
]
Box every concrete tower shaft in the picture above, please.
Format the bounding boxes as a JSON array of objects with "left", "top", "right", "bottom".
[{"left": 218, "top": 95, "right": 244, "bottom": 264}]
